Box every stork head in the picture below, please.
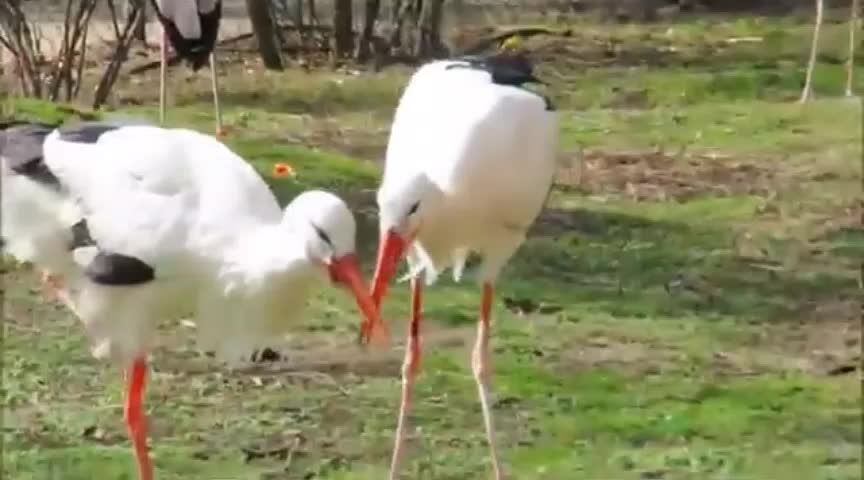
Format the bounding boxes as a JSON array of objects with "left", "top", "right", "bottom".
[
  {"left": 364, "top": 174, "right": 438, "bottom": 343},
  {"left": 283, "top": 190, "right": 388, "bottom": 345}
]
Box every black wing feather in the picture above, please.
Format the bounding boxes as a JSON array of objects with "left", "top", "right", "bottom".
[
  {"left": 1, "top": 122, "right": 62, "bottom": 190},
  {"left": 444, "top": 52, "right": 556, "bottom": 111}
]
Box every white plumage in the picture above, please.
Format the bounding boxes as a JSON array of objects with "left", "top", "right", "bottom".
[
  {"left": 1, "top": 159, "right": 73, "bottom": 269},
  {"left": 368, "top": 56, "right": 558, "bottom": 480},
  {"left": 1, "top": 122, "right": 385, "bottom": 480},
  {"left": 377, "top": 59, "right": 558, "bottom": 284},
  {"left": 39, "top": 125, "right": 282, "bottom": 363},
  {"left": 1, "top": 122, "right": 82, "bottom": 301}
]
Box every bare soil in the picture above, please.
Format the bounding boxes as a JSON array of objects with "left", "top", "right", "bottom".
[{"left": 556, "top": 150, "right": 782, "bottom": 201}]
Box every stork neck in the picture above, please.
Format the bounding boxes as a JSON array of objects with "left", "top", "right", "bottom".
[{"left": 225, "top": 224, "right": 316, "bottom": 279}]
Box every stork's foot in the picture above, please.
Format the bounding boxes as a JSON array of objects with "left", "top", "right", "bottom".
[
  {"left": 251, "top": 347, "right": 282, "bottom": 363},
  {"left": 39, "top": 272, "right": 78, "bottom": 313},
  {"left": 40, "top": 272, "right": 64, "bottom": 303}
]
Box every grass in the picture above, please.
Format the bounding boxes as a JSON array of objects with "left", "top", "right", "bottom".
[{"left": 2, "top": 11, "right": 862, "bottom": 480}]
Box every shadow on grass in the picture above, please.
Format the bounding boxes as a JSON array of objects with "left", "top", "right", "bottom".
[
  {"left": 378, "top": 199, "right": 857, "bottom": 327},
  {"left": 270, "top": 165, "right": 857, "bottom": 328}
]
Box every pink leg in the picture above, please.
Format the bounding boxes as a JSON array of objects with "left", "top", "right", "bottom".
[
  {"left": 388, "top": 277, "right": 422, "bottom": 480},
  {"left": 474, "top": 283, "right": 504, "bottom": 479},
  {"left": 125, "top": 358, "right": 154, "bottom": 480},
  {"left": 40, "top": 271, "right": 62, "bottom": 302},
  {"left": 159, "top": 27, "right": 167, "bottom": 125},
  {"left": 40, "top": 272, "right": 77, "bottom": 313}
]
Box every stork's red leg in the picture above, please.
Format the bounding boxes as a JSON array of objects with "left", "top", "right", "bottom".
[
  {"left": 388, "top": 277, "right": 422, "bottom": 480},
  {"left": 473, "top": 283, "right": 504, "bottom": 479},
  {"left": 125, "top": 357, "right": 154, "bottom": 480}
]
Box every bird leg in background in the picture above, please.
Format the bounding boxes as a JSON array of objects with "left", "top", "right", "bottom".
[
  {"left": 125, "top": 357, "right": 154, "bottom": 480},
  {"left": 388, "top": 277, "right": 423, "bottom": 480},
  {"left": 846, "top": 0, "right": 860, "bottom": 96},
  {"left": 159, "top": 27, "right": 168, "bottom": 125},
  {"left": 473, "top": 283, "right": 504, "bottom": 480},
  {"left": 40, "top": 272, "right": 78, "bottom": 313},
  {"left": 801, "top": 0, "right": 824, "bottom": 102},
  {"left": 40, "top": 271, "right": 63, "bottom": 302},
  {"left": 209, "top": 52, "right": 225, "bottom": 137}
]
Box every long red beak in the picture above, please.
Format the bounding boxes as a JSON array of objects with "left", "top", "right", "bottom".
[
  {"left": 329, "top": 253, "right": 389, "bottom": 347},
  {"left": 360, "top": 230, "right": 407, "bottom": 344}
]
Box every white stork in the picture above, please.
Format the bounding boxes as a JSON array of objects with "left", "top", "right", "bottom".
[
  {"left": 0, "top": 120, "right": 72, "bottom": 303},
  {"left": 148, "top": 0, "right": 224, "bottom": 136},
  {"left": 0, "top": 121, "right": 388, "bottom": 480},
  {"left": 364, "top": 53, "right": 558, "bottom": 479}
]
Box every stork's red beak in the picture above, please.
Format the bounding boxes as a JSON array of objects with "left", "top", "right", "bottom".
[
  {"left": 361, "top": 230, "right": 407, "bottom": 344},
  {"left": 328, "top": 253, "right": 389, "bottom": 347}
]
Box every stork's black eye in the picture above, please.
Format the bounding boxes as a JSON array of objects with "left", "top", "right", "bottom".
[
  {"left": 312, "top": 224, "right": 332, "bottom": 246},
  {"left": 407, "top": 201, "right": 420, "bottom": 216}
]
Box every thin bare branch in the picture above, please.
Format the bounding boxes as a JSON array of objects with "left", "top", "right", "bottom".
[
  {"left": 106, "top": 0, "right": 122, "bottom": 40},
  {"left": 0, "top": 0, "right": 40, "bottom": 96},
  {"left": 93, "top": 4, "right": 142, "bottom": 108},
  {"left": 71, "top": 11, "right": 91, "bottom": 99},
  {"left": 47, "top": 0, "right": 74, "bottom": 100}
]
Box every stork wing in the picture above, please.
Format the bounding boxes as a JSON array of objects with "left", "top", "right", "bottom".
[
  {"left": 1, "top": 123, "right": 74, "bottom": 266},
  {"left": 382, "top": 60, "right": 554, "bottom": 193},
  {"left": 151, "top": 0, "right": 202, "bottom": 39},
  {"left": 42, "top": 125, "right": 198, "bottom": 268}
]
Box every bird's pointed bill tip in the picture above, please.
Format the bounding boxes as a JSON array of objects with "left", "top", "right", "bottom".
[
  {"left": 357, "top": 320, "right": 391, "bottom": 349},
  {"left": 330, "top": 254, "right": 390, "bottom": 349},
  {"left": 370, "top": 230, "right": 408, "bottom": 308}
]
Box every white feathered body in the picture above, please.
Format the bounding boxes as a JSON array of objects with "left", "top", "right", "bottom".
[
  {"left": 3, "top": 125, "right": 324, "bottom": 367},
  {"left": 1, "top": 170, "right": 77, "bottom": 274},
  {"left": 380, "top": 59, "right": 558, "bottom": 284},
  {"left": 195, "top": 221, "right": 325, "bottom": 366}
]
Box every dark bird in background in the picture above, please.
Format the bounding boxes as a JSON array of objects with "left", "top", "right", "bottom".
[
  {"left": 447, "top": 36, "right": 555, "bottom": 110},
  {"left": 148, "top": 0, "right": 224, "bottom": 136},
  {"left": 449, "top": 35, "right": 543, "bottom": 87}
]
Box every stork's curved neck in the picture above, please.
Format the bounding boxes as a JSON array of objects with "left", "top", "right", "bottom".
[
  {"left": 220, "top": 223, "right": 319, "bottom": 285},
  {"left": 378, "top": 173, "right": 443, "bottom": 227}
]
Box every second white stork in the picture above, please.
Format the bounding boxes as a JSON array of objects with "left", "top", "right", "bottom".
[
  {"left": 364, "top": 53, "right": 558, "bottom": 479},
  {"left": 148, "top": 0, "right": 224, "bottom": 136},
  {"left": 1, "top": 121, "right": 388, "bottom": 480}
]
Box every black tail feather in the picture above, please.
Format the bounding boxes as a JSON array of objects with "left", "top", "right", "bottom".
[{"left": 447, "top": 52, "right": 544, "bottom": 87}]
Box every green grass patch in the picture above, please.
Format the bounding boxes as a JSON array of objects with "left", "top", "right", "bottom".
[{"left": 2, "top": 12, "right": 861, "bottom": 479}]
